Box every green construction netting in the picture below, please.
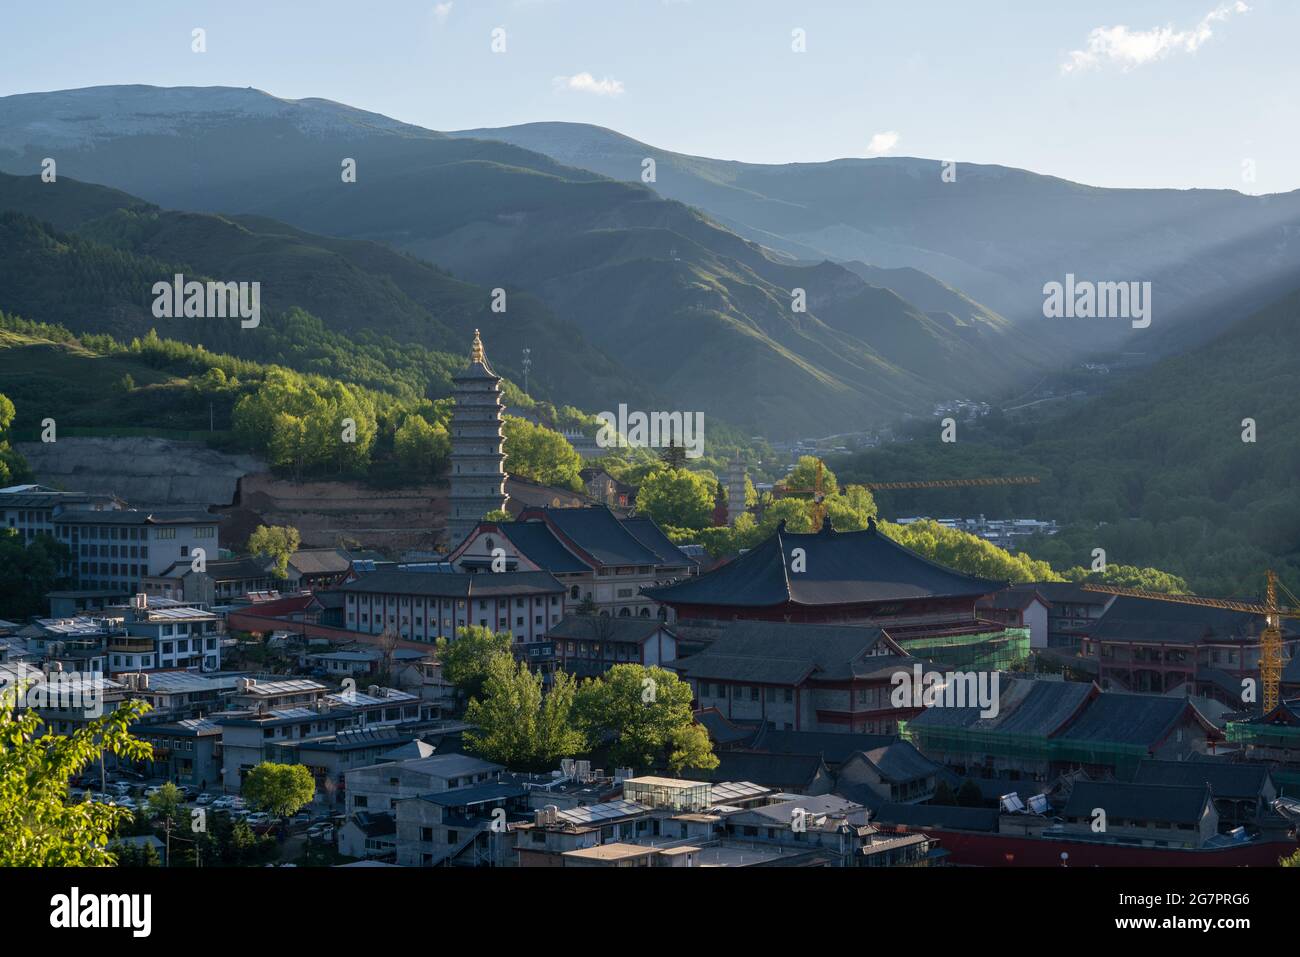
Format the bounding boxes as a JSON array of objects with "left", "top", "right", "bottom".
[{"left": 900, "top": 627, "right": 1030, "bottom": 672}]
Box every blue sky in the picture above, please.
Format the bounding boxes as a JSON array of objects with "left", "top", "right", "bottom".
[{"left": 2, "top": 0, "right": 1295, "bottom": 193}]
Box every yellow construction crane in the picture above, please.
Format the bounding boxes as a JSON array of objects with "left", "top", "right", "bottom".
[
  {"left": 1081, "top": 571, "right": 1300, "bottom": 713},
  {"left": 775, "top": 458, "right": 1041, "bottom": 528}
]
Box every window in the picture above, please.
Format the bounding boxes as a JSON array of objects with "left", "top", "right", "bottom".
[{"left": 155, "top": 527, "right": 176, "bottom": 540}]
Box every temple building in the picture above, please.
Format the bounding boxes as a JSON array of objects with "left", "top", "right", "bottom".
[
  {"left": 446, "top": 505, "right": 697, "bottom": 620},
  {"left": 446, "top": 330, "right": 508, "bottom": 548},
  {"left": 644, "top": 517, "right": 1028, "bottom": 669}
]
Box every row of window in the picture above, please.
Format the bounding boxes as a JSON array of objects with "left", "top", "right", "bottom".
[{"left": 697, "top": 683, "right": 795, "bottom": 704}]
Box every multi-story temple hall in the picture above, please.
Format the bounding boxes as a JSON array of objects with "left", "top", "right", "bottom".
[{"left": 645, "top": 516, "right": 1030, "bottom": 670}]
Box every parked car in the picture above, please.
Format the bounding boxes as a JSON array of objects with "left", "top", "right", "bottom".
[
  {"left": 196, "top": 793, "right": 215, "bottom": 806},
  {"left": 211, "top": 797, "right": 236, "bottom": 810}
]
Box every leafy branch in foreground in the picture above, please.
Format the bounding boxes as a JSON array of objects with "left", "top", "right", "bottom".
[{"left": 0, "top": 694, "right": 153, "bottom": 866}]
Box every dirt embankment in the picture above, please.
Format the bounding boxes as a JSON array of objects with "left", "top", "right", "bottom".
[
  {"left": 17, "top": 437, "right": 264, "bottom": 506},
  {"left": 222, "top": 473, "right": 449, "bottom": 555}
]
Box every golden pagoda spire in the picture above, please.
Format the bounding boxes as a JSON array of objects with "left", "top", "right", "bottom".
[{"left": 470, "top": 328, "right": 486, "bottom": 364}]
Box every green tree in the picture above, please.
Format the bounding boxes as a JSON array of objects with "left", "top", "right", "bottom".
[
  {"left": 464, "top": 657, "right": 587, "bottom": 770},
  {"left": 783, "top": 456, "right": 839, "bottom": 498},
  {"left": 146, "top": 782, "right": 185, "bottom": 823},
  {"left": 241, "top": 763, "right": 316, "bottom": 824},
  {"left": 636, "top": 468, "right": 714, "bottom": 530},
  {"left": 1281, "top": 848, "right": 1300, "bottom": 867},
  {"left": 436, "top": 625, "right": 513, "bottom": 703},
  {"left": 1061, "top": 563, "right": 1189, "bottom": 594},
  {"left": 0, "top": 530, "right": 73, "bottom": 620},
  {"left": 0, "top": 696, "right": 153, "bottom": 866},
  {"left": 574, "top": 665, "right": 718, "bottom": 775},
  {"left": 0, "top": 391, "right": 30, "bottom": 487},
  {"left": 394, "top": 414, "right": 451, "bottom": 476},
  {"left": 502, "top": 416, "right": 583, "bottom": 490},
  {"left": 247, "top": 524, "right": 301, "bottom": 579}
]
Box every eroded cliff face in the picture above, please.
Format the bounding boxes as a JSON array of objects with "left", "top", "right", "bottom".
[
  {"left": 16, "top": 437, "right": 588, "bottom": 556},
  {"left": 15, "top": 437, "right": 264, "bottom": 507}
]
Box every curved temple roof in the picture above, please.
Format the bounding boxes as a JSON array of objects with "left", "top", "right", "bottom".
[{"left": 645, "top": 517, "right": 1005, "bottom": 608}]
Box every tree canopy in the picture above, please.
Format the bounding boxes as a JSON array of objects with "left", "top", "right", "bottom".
[
  {"left": 0, "top": 695, "right": 153, "bottom": 866},
  {"left": 464, "top": 656, "right": 587, "bottom": 770},
  {"left": 241, "top": 763, "right": 316, "bottom": 820},
  {"left": 247, "top": 524, "right": 300, "bottom": 579}
]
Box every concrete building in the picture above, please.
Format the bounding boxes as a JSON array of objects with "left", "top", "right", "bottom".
[
  {"left": 394, "top": 782, "right": 528, "bottom": 866},
  {"left": 337, "top": 568, "right": 565, "bottom": 644},
  {"left": 53, "top": 508, "right": 220, "bottom": 595},
  {"left": 135, "top": 717, "right": 223, "bottom": 790},
  {"left": 345, "top": 753, "right": 504, "bottom": 818},
  {"left": 112, "top": 597, "right": 225, "bottom": 673},
  {"left": 0, "top": 484, "right": 120, "bottom": 544}
]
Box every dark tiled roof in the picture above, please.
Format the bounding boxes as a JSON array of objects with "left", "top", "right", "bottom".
[
  {"left": 339, "top": 568, "right": 563, "bottom": 598},
  {"left": 1012, "top": 582, "right": 1114, "bottom": 606},
  {"left": 978, "top": 588, "right": 1049, "bottom": 612},
  {"left": 904, "top": 677, "right": 1094, "bottom": 735},
  {"left": 1056, "top": 693, "right": 1206, "bottom": 747},
  {"left": 870, "top": 802, "right": 1000, "bottom": 833},
  {"left": 289, "top": 548, "right": 353, "bottom": 576},
  {"left": 54, "top": 508, "right": 214, "bottom": 526},
  {"left": 420, "top": 782, "right": 525, "bottom": 807},
  {"left": 525, "top": 506, "right": 663, "bottom": 567},
  {"left": 1063, "top": 781, "right": 1211, "bottom": 825},
  {"left": 1133, "top": 760, "right": 1271, "bottom": 799},
  {"left": 694, "top": 752, "right": 830, "bottom": 791},
  {"left": 645, "top": 519, "right": 1004, "bottom": 608},
  {"left": 350, "top": 812, "right": 396, "bottom": 837},
  {"left": 619, "top": 517, "right": 697, "bottom": 568},
  {"left": 695, "top": 708, "right": 760, "bottom": 747},
  {"left": 751, "top": 729, "right": 897, "bottom": 765},
  {"left": 159, "top": 557, "right": 270, "bottom": 580},
  {"left": 855, "top": 741, "right": 942, "bottom": 784},
  {"left": 672, "top": 622, "right": 891, "bottom": 686},
  {"left": 498, "top": 522, "right": 591, "bottom": 573},
  {"left": 1087, "top": 595, "right": 1296, "bottom": 644},
  {"left": 546, "top": 615, "right": 670, "bottom": 644}
]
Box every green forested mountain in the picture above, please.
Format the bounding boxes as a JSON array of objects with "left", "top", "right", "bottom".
[
  {"left": 0, "top": 172, "right": 649, "bottom": 414},
  {"left": 833, "top": 288, "right": 1300, "bottom": 596},
  {"left": 0, "top": 85, "right": 1060, "bottom": 438},
  {"left": 447, "top": 120, "right": 1300, "bottom": 339}
]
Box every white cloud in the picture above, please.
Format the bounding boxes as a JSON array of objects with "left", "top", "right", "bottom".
[
  {"left": 433, "top": 2, "right": 453, "bottom": 23},
  {"left": 865, "top": 131, "right": 900, "bottom": 157},
  {"left": 553, "top": 72, "right": 625, "bottom": 97},
  {"left": 1062, "top": 2, "right": 1249, "bottom": 74}
]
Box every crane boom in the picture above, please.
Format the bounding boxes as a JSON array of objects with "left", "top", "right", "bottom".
[
  {"left": 864, "top": 475, "right": 1041, "bottom": 491},
  {"left": 1081, "top": 571, "right": 1300, "bottom": 713}
]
